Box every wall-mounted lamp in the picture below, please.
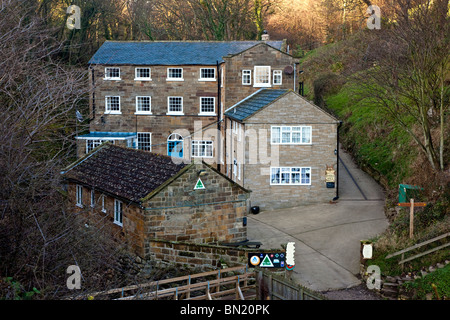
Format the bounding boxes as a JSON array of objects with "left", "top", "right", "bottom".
[
  {"left": 197, "top": 169, "right": 207, "bottom": 176},
  {"left": 334, "top": 149, "right": 337, "bottom": 155}
]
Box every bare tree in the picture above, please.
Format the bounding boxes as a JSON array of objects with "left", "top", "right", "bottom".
[
  {"left": 354, "top": 0, "right": 449, "bottom": 172},
  {"left": 0, "top": 0, "right": 136, "bottom": 299}
]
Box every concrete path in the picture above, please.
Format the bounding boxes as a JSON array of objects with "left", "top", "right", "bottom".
[{"left": 247, "top": 147, "right": 389, "bottom": 292}]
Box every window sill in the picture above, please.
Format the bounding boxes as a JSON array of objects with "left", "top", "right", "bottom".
[
  {"left": 76, "top": 204, "right": 83, "bottom": 208},
  {"left": 192, "top": 155, "right": 214, "bottom": 159},
  {"left": 199, "top": 113, "right": 217, "bottom": 116},
  {"left": 113, "top": 221, "right": 123, "bottom": 227},
  {"left": 104, "top": 111, "right": 122, "bottom": 115},
  {"left": 270, "top": 183, "right": 311, "bottom": 186},
  {"left": 166, "top": 112, "right": 184, "bottom": 116},
  {"left": 101, "top": 209, "right": 107, "bottom": 213},
  {"left": 103, "top": 78, "right": 121, "bottom": 81},
  {"left": 198, "top": 78, "right": 216, "bottom": 82},
  {"left": 135, "top": 112, "right": 153, "bottom": 115},
  {"left": 271, "top": 143, "right": 312, "bottom": 145},
  {"left": 253, "top": 84, "right": 272, "bottom": 88},
  {"left": 166, "top": 78, "right": 184, "bottom": 82},
  {"left": 134, "top": 78, "right": 152, "bottom": 81}
]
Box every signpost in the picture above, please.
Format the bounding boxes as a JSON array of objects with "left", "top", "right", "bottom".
[{"left": 398, "top": 199, "right": 427, "bottom": 239}]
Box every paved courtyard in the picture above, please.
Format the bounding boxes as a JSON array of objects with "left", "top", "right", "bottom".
[{"left": 247, "top": 147, "right": 389, "bottom": 292}]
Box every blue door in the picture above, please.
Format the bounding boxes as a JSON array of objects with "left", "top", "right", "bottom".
[{"left": 167, "top": 134, "right": 183, "bottom": 158}]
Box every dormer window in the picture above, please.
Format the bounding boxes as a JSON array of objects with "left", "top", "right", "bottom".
[{"left": 104, "top": 67, "right": 120, "bottom": 80}]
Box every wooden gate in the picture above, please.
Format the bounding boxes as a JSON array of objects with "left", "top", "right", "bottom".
[{"left": 255, "top": 269, "right": 326, "bottom": 300}]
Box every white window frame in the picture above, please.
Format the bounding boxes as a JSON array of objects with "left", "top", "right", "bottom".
[
  {"left": 167, "top": 96, "right": 184, "bottom": 115},
  {"left": 135, "top": 67, "right": 151, "bottom": 81},
  {"left": 137, "top": 132, "right": 152, "bottom": 151},
  {"left": 271, "top": 126, "right": 312, "bottom": 145},
  {"left": 270, "top": 167, "right": 311, "bottom": 186},
  {"left": 273, "top": 70, "right": 283, "bottom": 85},
  {"left": 242, "top": 70, "right": 251, "bottom": 85},
  {"left": 199, "top": 97, "right": 216, "bottom": 115},
  {"left": 86, "top": 139, "right": 102, "bottom": 153},
  {"left": 101, "top": 194, "right": 106, "bottom": 213},
  {"left": 233, "top": 159, "right": 237, "bottom": 178},
  {"left": 254, "top": 66, "right": 271, "bottom": 87},
  {"left": 114, "top": 199, "right": 123, "bottom": 227},
  {"left": 135, "top": 96, "right": 152, "bottom": 114},
  {"left": 191, "top": 140, "right": 213, "bottom": 158},
  {"left": 167, "top": 68, "right": 183, "bottom": 81},
  {"left": 105, "top": 96, "right": 121, "bottom": 114},
  {"left": 90, "top": 189, "right": 95, "bottom": 208},
  {"left": 76, "top": 185, "right": 83, "bottom": 207},
  {"left": 104, "top": 67, "right": 121, "bottom": 80},
  {"left": 199, "top": 68, "right": 216, "bottom": 81}
]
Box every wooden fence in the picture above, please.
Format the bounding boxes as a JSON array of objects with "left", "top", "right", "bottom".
[
  {"left": 255, "top": 269, "right": 326, "bottom": 300},
  {"left": 386, "top": 232, "right": 450, "bottom": 269},
  {"left": 85, "top": 265, "right": 256, "bottom": 300}
]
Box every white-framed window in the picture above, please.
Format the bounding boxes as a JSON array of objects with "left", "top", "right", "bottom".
[
  {"left": 86, "top": 139, "right": 102, "bottom": 153},
  {"left": 167, "top": 96, "right": 183, "bottom": 115},
  {"left": 135, "top": 96, "right": 152, "bottom": 114},
  {"left": 105, "top": 96, "right": 121, "bottom": 114},
  {"left": 76, "top": 185, "right": 83, "bottom": 207},
  {"left": 273, "top": 70, "right": 282, "bottom": 85},
  {"left": 270, "top": 167, "right": 311, "bottom": 185},
  {"left": 254, "top": 66, "right": 271, "bottom": 87},
  {"left": 199, "top": 97, "right": 215, "bottom": 115},
  {"left": 104, "top": 67, "right": 121, "bottom": 80},
  {"left": 114, "top": 199, "right": 123, "bottom": 227},
  {"left": 167, "top": 68, "right": 183, "bottom": 81},
  {"left": 101, "top": 194, "right": 106, "bottom": 213},
  {"left": 90, "top": 189, "right": 95, "bottom": 208},
  {"left": 135, "top": 67, "right": 151, "bottom": 81},
  {"left": 242, "top": 70, "right": 251, "bottom": 85},
  {"left": 199, "top": 68, "right": 216, "bottom": 81},
  {"left": 191, "top": 140, "right": 213, "bottom": 158},
  {"left": 137, "top": 132, "right": 152, "bottom": 151},
  {"left": 271, "top": 126, "right": 312, "bottom": 144}
]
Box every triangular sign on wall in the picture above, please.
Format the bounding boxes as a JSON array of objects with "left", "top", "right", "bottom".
[{"left": 194, "top": 178, "right": 205, "bottom": 190}]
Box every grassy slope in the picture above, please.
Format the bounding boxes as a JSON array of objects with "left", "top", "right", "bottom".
[{"left": 300, "top": 37, "right": 449, "bottom": 299}]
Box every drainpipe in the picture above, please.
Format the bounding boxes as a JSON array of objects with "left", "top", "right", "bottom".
[
  {"left": 217, "top": 60, "right": 221, "bottom": 172},
  {"left": 333, "top": 121, "right": 343, "bottom": 201}
]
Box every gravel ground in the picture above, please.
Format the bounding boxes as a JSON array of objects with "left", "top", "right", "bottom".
[{"left": 321, "top": 284, "right": 382, "bottom": 300}]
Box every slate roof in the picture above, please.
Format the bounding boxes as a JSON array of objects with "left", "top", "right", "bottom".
[
  {"left": 225, "top": 89, "right": 290, "bottom": 122},
  {"left": 61, "top": 144, "right": 188, "bottom": 203},
  {"left": 88, "top": 41, "right": 284, "bottom": 65}
]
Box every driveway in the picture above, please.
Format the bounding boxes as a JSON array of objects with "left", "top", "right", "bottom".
[{"left": 247, "top": 147, "right": 389, "bottom": 292}]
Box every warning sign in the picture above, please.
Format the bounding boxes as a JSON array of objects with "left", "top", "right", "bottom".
[
  {"left": 194, "top": 178, "right": 205, "bottom": 190},
  {"left": 247, "top": 252, "right": 285, "bottom": 268}
]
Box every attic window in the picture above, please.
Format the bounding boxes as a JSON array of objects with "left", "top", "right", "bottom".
[{"left": 254, "top": 66, "right": 271, "bottom": 87}]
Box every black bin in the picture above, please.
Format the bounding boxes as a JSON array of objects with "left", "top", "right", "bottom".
[{"left": 250, "top": 206, "right": 260, "bottom": 214}]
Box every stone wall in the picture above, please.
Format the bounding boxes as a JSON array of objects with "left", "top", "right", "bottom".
[
  {"left": 148, "top": 239, "right": 285, "bottom": 271},
  {"left": 143, "top": 163, "right": 249, "bottom": 257},
  {"left": 226, "top": 92, "right": 339, "bottom": 210},
  {"left": 223, "top": 44, "right": 299, "bottom": 108},
  {"left": 87, "top": 64, "right": 219, "bottom": 160}
]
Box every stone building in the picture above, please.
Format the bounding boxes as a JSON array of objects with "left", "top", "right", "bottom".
[
  {"left": 77, "top": 40, "right": 299, "bottom": 171},
  {"left": 61, "top": 143, "right": 250, "bottom": 258},
  {"left": 224, "top": 89, "right": 340, "bottom": 210}
]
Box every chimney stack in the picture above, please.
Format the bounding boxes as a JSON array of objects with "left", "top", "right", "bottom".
[{"left": 261, "top": 30, "right": 270, "bottom": 41}]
